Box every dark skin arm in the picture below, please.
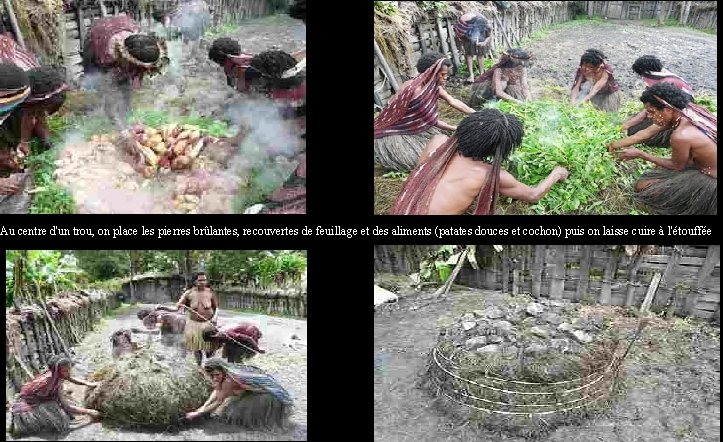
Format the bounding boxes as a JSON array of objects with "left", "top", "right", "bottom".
[
  {"left": 438, "top": 87, "right": 475, "bottom": 114},
  {"left": 618, "top": 129, "right": 691, "bottom": 170},
  {"left": 498, "top": 166, "right": 569, "bottom": 203},
  {"left": 493, "top": 69, "right": 523, "bottom": 104}
]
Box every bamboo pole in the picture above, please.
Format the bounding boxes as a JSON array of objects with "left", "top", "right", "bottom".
[
  {"left": 549, "top": 245, "right": 566, "bottom": 299},
  {"left": 685, "top": 244, "right": 719, "bottom": 316},
  {"left": 445, "top": 18, "right": 460, "bottom": 71},
  {"left": 3, "top": 0, "right": 26, "bottom": 49},
  {"left": 373, "top": 39, "right": 399, "bottom": 93},
  {"left": 640, "top": 273, "right": 662, "bottom": 313},
  {"left": 575, "top": 246, "right": 592, "bottom": 301}
]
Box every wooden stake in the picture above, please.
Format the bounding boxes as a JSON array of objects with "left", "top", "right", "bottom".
[
  {"left": 445, "top": 18, "right": 460, "bottom": 71},
  {"left": 575, "top": 246, "right": 592, "bottom": 302},
  {"left": 14, "top": 354, "right": 34, "bottom": 380},
  {"left": 3, "top": 0, "right": 26, "bottom": 49},
  {"left": 640, "top": 272, "right": 662, "bottom": 314},
  {"left": 373, "top": 39, "right": 399, "bottom": 93}
]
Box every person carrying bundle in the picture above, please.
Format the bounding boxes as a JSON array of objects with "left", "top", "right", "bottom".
[
  {"left": 453, "top": 12, "right": 493, "bottom": 84},
  {"left": 608, "top": 55, "right": 695, "bottom": 150},
  {"left": 184, "top": 357, "right": 293, "bottom": 430},
  {"left": 9, "top": 355, "right": 101, "bottom": 437},
  {"left": 82, "top": 14, "right": 169, "bottom": 128},
  {"left": 391, "top": 109, "right": 568, "bottom": 215},
  {"left": 616, "top": 82, "right": 716, "bottom": 215}
]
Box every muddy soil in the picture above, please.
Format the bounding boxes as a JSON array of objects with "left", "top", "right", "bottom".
[
  {"left": 523, "top": 20, "right": 717, "bottom": 102},
  {"left": 374, "top": 283, "right": 720, "bottom": 442},
  {"left": 6, "top": 304, "right": 307, "bottom": 441}
]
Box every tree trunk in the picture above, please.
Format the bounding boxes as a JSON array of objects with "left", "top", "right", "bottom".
[
  {"left": 129, "top": 250, "right": 139, "bottom": 303},
  {"left": 435, "top": 247, "right": 470, "bottom": 297},
  {"left": 680, "top": 1, "right": 692, "bottom": 25},
  {"left": 656, "top": 1, "right": 666, "bottom": 25}
]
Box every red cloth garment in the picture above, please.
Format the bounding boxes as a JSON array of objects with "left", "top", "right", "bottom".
[
  {"left": 572, "top": 62, "right": 619, "bottom": 93},
  {"left": 88, "top": 15, "right": 140, "bottom": 68},
  {"left": 224, "top": 53, "right": 254, "bottom": 92},
  {"left": 260, "top": 153, "right": 306, "bottom": 214},
  {"left": 392, "top": 138, "right": 502, "bottom": 215},
  {"left": 374, "top": 58, "right": 444, "bottom": 139},
  {"left": 642, "top": 70, "right": 693, "bottom": 96},
  {"left": 11, "top": 358, "right": 66, "bottom": 413},
  {"left": 0, "top": 33, "right": 40, "bottom": 71}
]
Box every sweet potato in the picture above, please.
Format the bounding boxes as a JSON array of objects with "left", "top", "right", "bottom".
[
  {"left": 187, "top": 138, "right": 205, "bottom": 158},
  {"left": 171, "top": 155, "right": 192, "bottom": 170},
  {"left": 148, "top": 134, "right": 163, "bottom": 146},
  {"left": 152, "top": 142, "right": 167, "bottom": 155},
  {"left": 173, "top": 140, "right": 188, "bottom": 156},
  {"left": 142, "top": 166, "right": 155, "bottom": 178},
  {"left": 177, "top": 130, "right": 191, "bottom": 140},
  {"left": 145, "top": 127, "right": 159, "bottom": 136}
]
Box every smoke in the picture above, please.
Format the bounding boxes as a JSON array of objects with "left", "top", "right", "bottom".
[{"left": 538, "top": 106, "right": 563, "bottom": 147}]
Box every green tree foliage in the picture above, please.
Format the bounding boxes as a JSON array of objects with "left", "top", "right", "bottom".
[
  {"left": 6, "top": 250, "right": 86, "bottom": 306},
  {"left": 74, "top": 250, "right": 130, "bottom": 281}
]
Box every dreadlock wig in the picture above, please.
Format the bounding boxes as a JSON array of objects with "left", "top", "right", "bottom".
[
  {"left": 392, "top": 109, "right": 523, "bottom": 215},
  {"left": 24, "top": 66, "right": 68, "bottom": 113},
  {"left": 124, "top": 34, "right": 161, "bottom": 63},
  {"left": 202, "top": 357, "right": 293, "bottom": 429},
  {"left": 10, "top": 355, "right": 73, "bottom": 436},
  {"left": 209, "top": 37, "right": 241, "bottom": 66},
  {"left": 632, "top": 55, "right": 663, "bottom": 76},
  {"left": 580, "top": 48, "right": 606, "bottom": 66},
  {"left": 249, "top": 50, "right": 303, "bottom": 90}
]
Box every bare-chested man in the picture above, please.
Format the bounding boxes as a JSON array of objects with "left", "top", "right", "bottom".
[
  {"left": 171, "top": 272, "right": 219, "bottom": 366},
  {"left": 392, "top": 109, "right": 568, "bottom": 215},
  {"left": 613, "top": 82, "right": 716, "bottom": 215}
]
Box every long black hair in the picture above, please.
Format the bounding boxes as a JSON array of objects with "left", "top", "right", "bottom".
[
  {"left": 124, "top": 34, "right": 160, "bottom": 63},
  {"left": 580, "top": 49, "right": 606, "bottom": 66},
  {"left": 209, "top": 37, "right": 241, "bottom": 65},
  {"left": 499, "top": 48, "right": 531, "bottom": 69},
  {"left": 0, "top": 62, "right": 29, "bottom": 91},
  {"left": 456, "top": 109, "right": 524, "bottom": 161},
  {"left": 632, "top": 55, "right": 663, "bottom": 75},
  {"left": 250, "top": 50, "right": 304, "bottom": 90}
]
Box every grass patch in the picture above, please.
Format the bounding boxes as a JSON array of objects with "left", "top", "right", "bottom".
[{"left": 640, "top": 18, "right": 716, "bottom": 35}]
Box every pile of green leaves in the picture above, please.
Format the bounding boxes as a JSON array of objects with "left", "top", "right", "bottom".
[
  {"left": 129, "top": 110, "right": 230, "bottom": 138},
  {"left": 495, "top": 99, "right": 655, "bottom": 214},
  {"left": 374, "top": 1, "right": 398, "bottom": 15}
]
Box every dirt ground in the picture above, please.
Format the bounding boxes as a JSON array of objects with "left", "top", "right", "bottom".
[
  {"left": 373, "top": 20, "right": 717, "bottom": 215},
  {"left": 6, "top": 303, "right": 307, "bottom": 441},
  {"left": 374, "top": 278, "right": 720, "bottom": 442}
]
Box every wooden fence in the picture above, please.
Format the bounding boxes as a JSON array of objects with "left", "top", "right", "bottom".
[
  {"left": 373, "top": 245, "right": 720, "bottom": 321},
  {"left": 6, "top": 290, "right": 120, "bottom": 397},
  {"left": 582, "top": 1, "right": 717, "bottom": 30},
  {"left": 374, "top": 3, "right": 575, "bottom": 107}
]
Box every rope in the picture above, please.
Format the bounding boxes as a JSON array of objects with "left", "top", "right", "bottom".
[{"left": 432, "top": 348, "right": 616, "bottom": 396}]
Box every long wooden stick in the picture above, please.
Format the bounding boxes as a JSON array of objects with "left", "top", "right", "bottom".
[
  {"left": 14, "top": 354, "right": 34, "bottom": 379},
  {"left": 373, "top": 39, "right": 399, "bottom": 93},
  {"left": 3, "top": 0, "right": 26, "bottom": 49}
]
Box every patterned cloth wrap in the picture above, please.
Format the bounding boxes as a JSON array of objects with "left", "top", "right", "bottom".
[
  {"left": 571, "top": 62, "right": 620, "bottom": 94},
  {"left": 0, "top": 33, "right": 39, "bottom": 70},
  {"left": 642, "top": 70, "right": 693, "bottom": 97},
  {"left": 392, "top": 135, "right": 503, "bottom": 215},
  {"left": 374, "top": 58, "right": 445, "bottom": 139},
  {"left": 261, "top": 153, "right": 306, "bottom": 214},
  {"left": 224, "top": 53, "right": 255, "bottom": 92}
]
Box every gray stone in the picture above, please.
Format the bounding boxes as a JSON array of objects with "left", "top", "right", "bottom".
[
  {"left": 557, "top": 322, "right": 574, "bottom": 333},
  {"left": 473, "top": 310, "right": 487, "bottom": 318},
  {"left": 493, "top": 320, "right": 513, "bottom": 332},
  {"left": 541, "top": 312, "right": 564, "bottom": 325},
  {"left": 462, "top": 313, "right": 475, "bottom": 322},
  {"left": 487, "top": 335, "right": 504, "bottom": 344},
  {"left": 550, "top": 339, "right": 571, "bottom": 353},
  {"left": 526, "top": 302, "right": 546, "bottom": 316},
  {"left": 462, "top": 321, "right": 477, "bottom": 331},
  {"left": 571, "top": 330, "right": 594, "bottom": 344},
  {"left": 502, "top": 345, "right": 519, "bottom": 357},
  {"left": 530, "top": 326, "right": 550, "bottom": 339},
  {"left": 477, "top": 344, "right": 501, "bottom": 354},
  {"left": 524, "top": 343, "right": 548, "bottom": 355},
  {"left": 484, "top": 306, "right": 505, "bottom": 319},
  {"left": 465, "top": 336, "right": 488, "bottom": 350}
]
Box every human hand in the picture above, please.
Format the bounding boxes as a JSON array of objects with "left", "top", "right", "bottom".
[
  {"left": 86, "top": 382, "right": 99, "bottom": 388},
  {"left": 607, "top": 141, "right": 623, "bottom": 152},
  {"left": 620, "top": 125, "right": 629, "bottom": 134},
  {"left": 552, "top": 166, "right": 569, "bottom": 181},
  {"left": 86, "top": 409, "right": 101, "bottom": 419},
  {"left": 618, "top": 147, "right": 641, "bottom": 161},
  {"left": 185, "top": 411, "right": 200, "bottom": 421}
]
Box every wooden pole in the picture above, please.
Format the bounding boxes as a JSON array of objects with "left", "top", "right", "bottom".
[
  {"left": 599, "top": 249, "right": 618, "bottom": 305},
  {"left": 416, "top": 23, "right": 427, "bottom": 54},
  {"left": 549, "top": 245, "right": 566, "bottom": 299},
  {"left": 531, "top": 245, "right": 544, "bottom": 298},
  {"left": 493, "top": 14, "right": 513, "bottom": 50},
  {"left": 445, "top": 18, "right": 460, "bottom": 71},
  {"left": 575, "top": 246, "right": 592, "bottom": 302},
  {"left": 686, "top": 245, "right": 720, "bottom": 316},
  {"left": 660, "top": 246, "right": 683, "bottom": 317},
  {"left": 435, "top": 17, "right": 450, "bottom": 65},
  {"left": 3, "top": 0, "right": 26, "bottom": 49},
  {"left": 624, "top": 255, "right": 644, "bottom": 306},
  {"left": 373, "top": 39, "right": 399, "bottom": 93},
  {"left": 640, "top": 273, "right": 662, "bottom": 313}
]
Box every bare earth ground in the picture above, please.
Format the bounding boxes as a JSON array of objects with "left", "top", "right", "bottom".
[
  {"left": 374, "top": 278, "right": 720, "bottom": 442},
  {"left": 373, "top": 21, "right": 717, "bottom": 214},
  {"left": 6, "top": 304, "right": 307, "bottom": 441}
]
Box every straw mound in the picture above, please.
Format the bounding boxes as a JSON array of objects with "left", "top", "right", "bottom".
[
  {"left": 84, "top": 350, "right": 212, "bottom": 427},
  {"left": 45, "top": 292, "right": 92, "bottom": 318}
]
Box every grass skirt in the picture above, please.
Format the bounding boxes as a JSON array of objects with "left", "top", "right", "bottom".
[
  {"left": 575, "top": 81, "right": 621, "bottom": 112},
  {"left": 636, "top": 167, "right": 717, "bottom": 215},
  {"left": 468, "top": 79, "right": 524, "bottom": 108},
  {"left": 185, "top": 319, "right": 215, "bottom": 352},
  {"left": 10, "top": 400, "right": 72, "bottom": 436},
  {"left": 461, "top": 39, "right": 489, "bottom": 57},
  {"left": 214, "top": 392, "right": 293, "bottom": 430},
  {"left": 627, "top": 118, "right": 672, "bottom": 147},
  {"left": 374, "top": 126, "right": 442, "bottom": 171}
]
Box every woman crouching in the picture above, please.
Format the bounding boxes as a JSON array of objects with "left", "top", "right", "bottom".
[
  {"left": 9, "top": 355, "right": 100, "bottom": 437},
  {"left": 184, "top": 357, "right": 293, "bottom": 430}
]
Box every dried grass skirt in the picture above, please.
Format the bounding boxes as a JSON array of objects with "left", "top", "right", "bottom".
[
  {"left": 636, "top": 167, "right": 717, "bottom": 215},
  {"left": 575, "top": 82, "right": 621, "bottom": 112},
  {"left": 468, "top": 79, "right": 524, "bottom": 108},
  {"left": 11, "top": 400, "right": 73, "bottom": 436},
  {"left": 184, "top": 319, "right": 215, "bottom": 352},
  {"left": 374, "top": 126, "right": 442, "bottom": 171},
  {"left": 214, "top": 392, "right": 293, "bottom": 430}
]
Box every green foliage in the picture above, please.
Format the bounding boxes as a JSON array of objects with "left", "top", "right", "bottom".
[
  {"left": 455, "top": 57, "right": 495, "bottom": 79},
  {"left": 374, "top": 1, "right": 398, "bottom": 15},
  {"left": 416, "top": 1, "right": 448, "bottom": 13},
  {"left": 75, "top": 250, "right": 130, "bottom": 281},
  {"left": 382, "top": 170, "right": 409, "bottom": 180},
  {"left": 6, "top": 250, "right": 86, "bottom": 305},
  {"left": 128, "top": 110, "right": 230, "bottom": 137},
  {"left": 695, "top": 94, "right": 717, "bottom": 114},
  {"left": 496, "top": 99, "right": 661, "bottom": 214},
  {"left": 245, "top": 250, "right": 307, "bottom": 287}
]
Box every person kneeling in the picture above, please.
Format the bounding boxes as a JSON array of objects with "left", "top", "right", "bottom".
[
  {"left": 184, "top": 358, "right": 293, "bottom": 430},
  {"left": 10, "top": 355, "right": 100, "bottom": 437},
  {"left": 391, "top": 109, "right": 568, "bottom": 215}
]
